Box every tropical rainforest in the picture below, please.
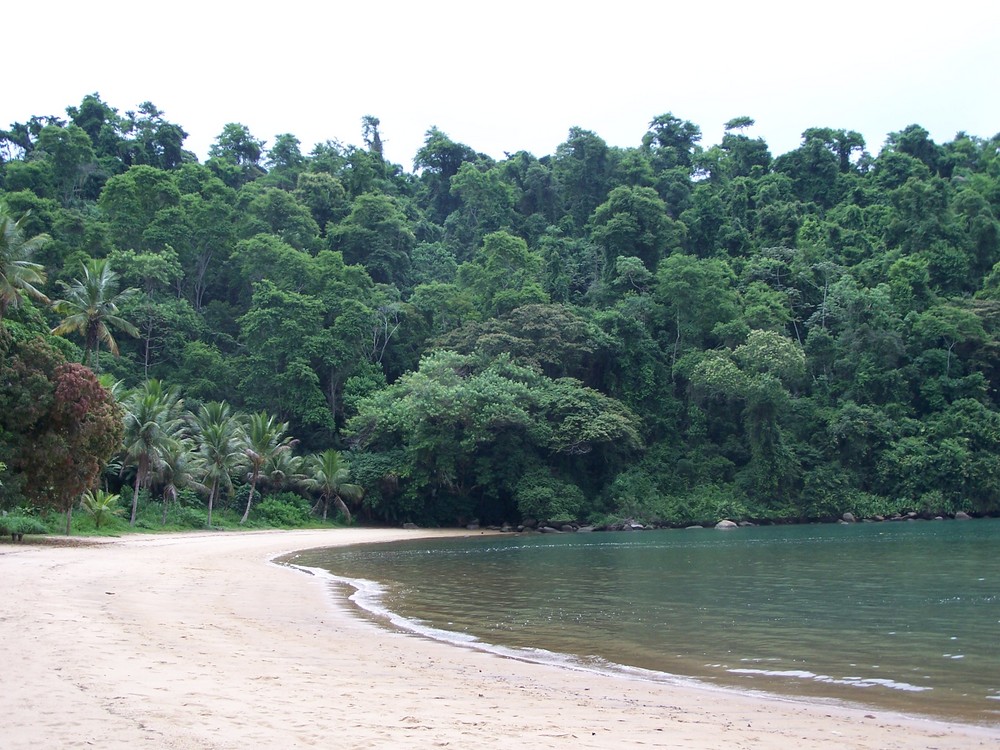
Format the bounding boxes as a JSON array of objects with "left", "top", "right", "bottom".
[{"left": 1, "top": 94, "right": 998, "bottom": 532}]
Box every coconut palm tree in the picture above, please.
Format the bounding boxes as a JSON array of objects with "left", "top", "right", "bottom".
[
  {"left": 51, "top": 257, "right": 139, "bottom": 369},
  {"left": 81, "top": 489, "right": 124, "bottom": 529},
  {"left": 238, "top": 411, "right": 296, "bottom": 524},
  {"left": 120, "top": 380, "right": 186, "bottom": 526},
  {"left": 191, "top": 401, "right": 243, "bottom": 527},
  {"left": 303, "top": 449, "right": 363, "bottom": 523},
  {"left": 258, "top": 449, "right": 305, "bottom": 496},
  {"left": 155, "top": 435, "right": 194, "bottom": 525},
  {"left": 0, "top": 209, "right": 50, "bottom": 324}
]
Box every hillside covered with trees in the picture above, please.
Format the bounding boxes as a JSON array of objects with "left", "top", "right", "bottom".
[{"left": 2, "top": 94, "right": 998, "bottom": 530}]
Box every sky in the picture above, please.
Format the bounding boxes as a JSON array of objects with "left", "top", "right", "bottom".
[{"left": 6, "top": 1, "right": 999, "bottom": 169}]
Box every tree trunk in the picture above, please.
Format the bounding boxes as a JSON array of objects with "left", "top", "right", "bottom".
[
  {"left": 207, "top": 480, "right": 217, "bottom": 527},
  {"left": 65, "top": 505, "right": 73, "bottom": 536},
  {"left": 240, "top": 473, "right": 259, "bottom": 525},
  {"left": 333, "top": 494, "right": 352, "bottom": 525},
  {"left": 130, "top": 469, "right": 142, "bottom": 526}
]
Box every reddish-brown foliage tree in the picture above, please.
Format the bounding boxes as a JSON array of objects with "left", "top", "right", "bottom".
[{"left": 0, "top": 331, "right": 122, "bottom": 533}]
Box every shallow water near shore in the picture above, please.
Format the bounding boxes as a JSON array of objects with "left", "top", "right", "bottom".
[{"left": 287, "top": 519, "right": 1000, "bottom": 725}]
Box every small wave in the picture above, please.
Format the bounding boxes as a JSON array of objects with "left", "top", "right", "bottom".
[
  {"left": 727, "top": 668, "right": 932, "bottom": 693},
  {"left": 286, "top": 563, "right": 731, "bottom": 693}
]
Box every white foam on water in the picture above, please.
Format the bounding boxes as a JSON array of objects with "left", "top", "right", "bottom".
[
  {"left": 284, "top": 563, "right": 737, "bottom": 694},
  {"left": 727, "top": 668, "right": 933, "bottom": 693}
]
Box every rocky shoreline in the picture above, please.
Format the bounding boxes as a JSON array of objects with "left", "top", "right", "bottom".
[{"left": 411, "top": 508, "right": 988, "bottom": 534}]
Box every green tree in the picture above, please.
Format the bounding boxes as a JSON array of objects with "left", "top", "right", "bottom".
[
  {"left": 51, "top": 258, "right": 139, "bottom": 369},
  {"left": 0, "top": 209, "right": 50, "bottom": 324},
  {"left": 191, "top": 402, "right": 243, "bottom": 527},
  {"left": 589, "top": 185, "right": 682, "bottom": 274},
  {"left": 121, "top": 379, "right": 186, "bottom": 526},
  {"left": 81, "top": 488, "right": 123, "bottom": 529},
  {"left": 456, "top": 231, "right": 548, "bottom": 316},
  {"left": 303, "top": 449, "right": 363, "bottom": 523},
  {"left": 239, "top": 411, "right": 296, "bottom": 524},
  {"left": 328, "top": 192, "right": 415, "bottom": 286}
]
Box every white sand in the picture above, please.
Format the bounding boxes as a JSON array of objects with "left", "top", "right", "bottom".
[{"left": 2, "top": 528, "right": 997, "bottom": 749}]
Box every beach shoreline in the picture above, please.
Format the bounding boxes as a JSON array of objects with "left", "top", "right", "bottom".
[{"left": 2, "top": 527, "right": 997, "bottom": 749}]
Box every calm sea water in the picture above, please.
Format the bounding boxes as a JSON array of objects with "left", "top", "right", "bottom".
[{"left": 286, "top": 520, "right": 1000, "bottom": 725}]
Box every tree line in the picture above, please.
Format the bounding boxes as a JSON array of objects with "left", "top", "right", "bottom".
[{"left": 1, "top": 94, "right": 999, "bottom": 530}]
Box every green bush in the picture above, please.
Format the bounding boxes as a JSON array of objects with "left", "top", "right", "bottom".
[
  {"left": 0, "top": 514, "right": 48, "bottom": 539},
  {"left": 253, "top": 492, "right": 313, "bottom": 527},
  {"left": 514, "top": 470, "right": 585, "bottom": 521},
  {"left": 845, "top": 491, "right": 910, "bottom": 519}
]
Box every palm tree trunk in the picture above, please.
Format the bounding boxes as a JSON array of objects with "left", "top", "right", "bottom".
[
  {"left": 240, "top": 473, "right": 259, "bottom": 525},
  {"left": 65, "top": 505, "right": 73, "bottom": 536},
  {"left": 333, "top": 494, "right": 351, "bottom": 525},
  {"left": 207, "top": 479, "right": 217, "bottom": 527},
  {"left": 130, "top": 469, "right": 142, "bottom": 526}
]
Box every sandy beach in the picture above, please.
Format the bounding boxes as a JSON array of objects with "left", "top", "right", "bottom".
[{"left": 1, "top": 528, "right": 997, "bottom": 749}]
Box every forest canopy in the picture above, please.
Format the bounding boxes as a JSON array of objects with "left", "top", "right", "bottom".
[{"left": 2, "top": 93, "right": 999, "bottom": 528}]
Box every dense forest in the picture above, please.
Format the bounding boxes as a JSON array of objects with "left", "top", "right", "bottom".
[{"left": 2, "top": 94, "right": 998, "bottom": 531}]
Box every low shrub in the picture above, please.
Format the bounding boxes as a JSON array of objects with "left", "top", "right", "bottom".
[
  {"left": 0, "top": 514, "right": 48, "bottom": 540},
  {"left": 253, "top": 492, "right": 313, "bottom": 527}
]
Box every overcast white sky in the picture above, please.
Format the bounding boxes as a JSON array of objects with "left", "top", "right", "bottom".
[{"left": 7, "top": 1, "right": 999, "bottom": 168}]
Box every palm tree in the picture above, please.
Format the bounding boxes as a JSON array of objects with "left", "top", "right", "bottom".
[
  {"left": 81, "top": 489, "right": 124, "bottom": 529},
  {"left": 258, "top": 449, "right": 305, "bottom": 496},
  {"left": 303, "top": 449, "right": 363, "bottom": 523},
  {"left": 0, "top": 209, "right": 50, "bottom": 324},
  {"left": 239, "top": 411, "right": 296, "bottom": 524},
  {"left": 155, "top": 435, "right": 194, "bottom": 525},
  {"left": 51, "top": 257, "right": 139, "bottom": 369},
  {"left": 191, "top": 401, "right": 243, "bottom": 527},
  {"left": 120, "top": 380, "right": 186, "bottom": 526}
]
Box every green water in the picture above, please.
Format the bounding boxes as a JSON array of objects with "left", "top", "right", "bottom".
[{"left": 288, "top": 520, "right": 1000, "bottom": 725}]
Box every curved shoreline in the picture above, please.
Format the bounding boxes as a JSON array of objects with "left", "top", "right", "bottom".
[{"left": 2, "top": 527, "right": 998, "bottom": 749}]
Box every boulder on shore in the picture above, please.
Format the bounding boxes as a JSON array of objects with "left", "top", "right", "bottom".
[
  {"left": 715, "top": 519, "right": 739, "bottom": 529},
  {"left": 842, "top": 512, "right": 857, "bottom": 523},
  {"left": 955, "top": 511, "right": 973, "bottom": 520}
]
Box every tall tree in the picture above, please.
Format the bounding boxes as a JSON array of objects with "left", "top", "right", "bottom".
[
  {"left": 0, "top": 209, "right": 50, "bottom": 324},
  {"left": 303, "top": 449, "right": 363, "bottom": 523},
  {"left": 51, "top": 258, "right": 139, "bottom": 369},
  {"left": 0, "top": 331, "right": 122, "bottom": 534},
  {"left": 238, "top": 411, "right": 295, "bottom": 524},
  {"left": 121, "top": 380, "right": 186, "bottom": 526},
  {"left": 191, "top": 401, "right": 243, "bottom": 527}
]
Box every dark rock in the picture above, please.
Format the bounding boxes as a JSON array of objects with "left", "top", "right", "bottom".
[
  {"left": 560, "top": 524, "right": 577, "bottom": 532},
  {"left": 521, "top": 517, "right": 537, "bottom": 529},
  {"left": 842, "top": 512, "right": 857, "bottom": 523},
  {"left": 873, "top": 515, "right": 885, "bottom": 522},
  {"left": 577, "top": 525, "right": 595, "bottom": 533},
  {"left": 539, "top": 526, "right": 561, "bottom": 533}
]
